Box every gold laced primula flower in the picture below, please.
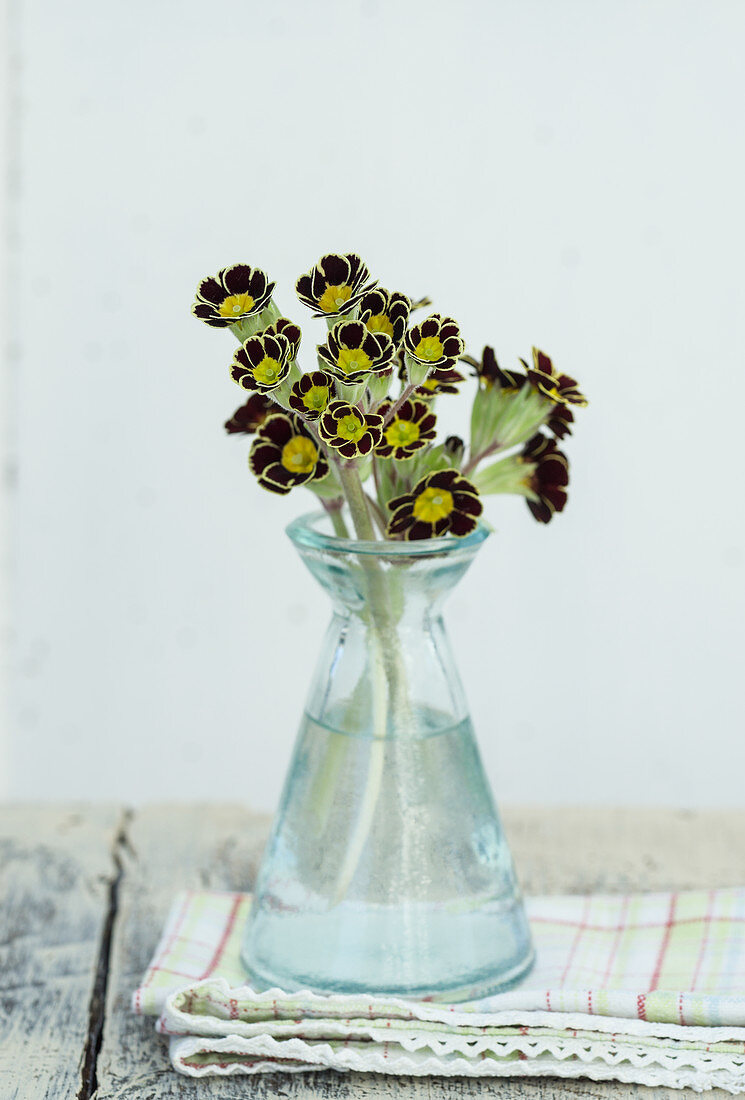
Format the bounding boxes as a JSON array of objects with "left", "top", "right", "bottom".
[
  {"left": 467, "top": 345, "right": 527, "bottom": 392},
  {"left": 296, "top": 253, "right": 375, "bottom": 319},
  {"left": 546, "top": 404, "right": 574, "bottom": 440},
  {"left": 262, "top": 317, "right": 302, "bottom": 361},
  {"left": 230, "top": 332, "right": 292, "bottom": 393},
  {"left": 288, "top": 371, "right": 334, "bottom": 421},
  {"left": 524, "top": 348, "right": 587, "bottom": 407},
  {"left": 417, "top": 367, "right": 465, "bottom": 398},
  {"left": 387, "top": 469, "right": 482, "bottom": 540},
  {"left": 192, "top": 264, "right": 275, "bottom": 328},
  {"left": 404, "top": 314, "right": 465, "bottom": 376},
  {"left": 358, "top": 289, "right": 411, "bottom": 347},
  {"left": 376, "top": 398, "right": 436, "bottom": 460},
  {"left": 318, "top": 400, "right": 384, "bottom": 459},
  {"left": 224, "top": 393, "right": 276, "bottom": 435},
  {"left": 249, "top": 413, "right": 328, "bottom": 496},
  {"left": 317, "top": 320, "right": 395, "bottom": 385},
  {"left": 522, "top": 432, "right": 569, "bottom": 523}
]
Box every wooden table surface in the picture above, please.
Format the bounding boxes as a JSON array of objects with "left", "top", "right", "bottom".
[{"left": 1, "top": 804, "right": 744, "bottom": 1099}]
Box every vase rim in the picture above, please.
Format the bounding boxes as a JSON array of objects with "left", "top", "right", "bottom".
[{"left": 286, "top": 510, "right": 491, "bottom": 558}]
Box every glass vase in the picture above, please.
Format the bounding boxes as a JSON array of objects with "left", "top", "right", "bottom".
[{"left": 241, "top": 511, "right": 534, "bottom": 1000}]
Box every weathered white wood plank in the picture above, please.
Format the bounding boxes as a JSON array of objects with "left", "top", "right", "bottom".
[
  {"left": 0, "top": 803, "right": 125, "bottom": 1100},
  {"left": 95, "top": 803, "right": 271, "bottom": 1099},
  {"left": 97, "top": 806, "right": 745, "bottom": 1099}
]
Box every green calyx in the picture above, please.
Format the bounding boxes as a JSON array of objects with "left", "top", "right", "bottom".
[
  {"left": 230, "top": 299, "right": 281, "bottom": 344},
  {"left": 337, "top": 380, "right": 367, "bottom": 405},
  {"left": 308, "top": 466, "right": 344, "bottom": 499},
  {"left": 367, "top": 370, "right": 392, "bottom": 406},
  {"left": 403, "top": 352, "right": 431, "bottom": 388},
  {"left": 470, "top": 382, "right": 552, "bottom": 457},
  {"left": 268, "top": 363, "right": 302, "bottom": 411},
  {"left": 473, "top": 454, "right": 535, "bottom": 498}
]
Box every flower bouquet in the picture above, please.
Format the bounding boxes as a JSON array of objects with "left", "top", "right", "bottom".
[{"left": 192, "top": 253, "right": 587, "bottom": 1000}]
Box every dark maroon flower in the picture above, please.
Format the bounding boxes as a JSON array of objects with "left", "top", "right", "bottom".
[
  {"left": 417, "top": 367, "right": 465, "bottom": 398},
  {"left": 465, "top": 346, "right": 528, "bottom": 391},
  {"left": 295, "top": 253, "right": 375, "bottom": 319},
  {"left": 523, "top": 348, "right": 587, "bottom": 407},
  {"left": 403, "top": 313, "right": 464, "bottom": 375},
  {"left": 262, "top": 317, "right": 302, "bottom": 360},
  {"left": 317, "top": 320, "right": 395, "bottom": 384},
  {"left": 248, "top": 413, "right": 328, "bottom": 496},
  {"left": 230, "top": 332, "right": 292, "bottom": 393},
  {"left": 387, "top": 469, "right": 482, "bottom": 540},
  {"left": 192, "top": 264, "right": 275, "bottom": 328},
  {"left": 522, "top": 433, "right": 569, "bottom": 523},
  {"left": 224, "top": 393, "right": 276, "bottom": 435},
  {"left": 317, "top": 401, "right": 384, "bottom": 459},
  {"left": 546, "top": 404, "right": 574, "bottom": 440},
  {"left": 288, "top": 371, "right": 334, "bottom": 421},
  {"left": 358, "top": 289, "right": 411, "bottom": 347},
  {"left": 376, "top": 398, "right": 436, "bottom": 460}
]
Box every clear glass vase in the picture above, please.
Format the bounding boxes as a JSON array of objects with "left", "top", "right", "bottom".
[{"left": 241, "top": 511, "right": 534, "bottom": 1001}]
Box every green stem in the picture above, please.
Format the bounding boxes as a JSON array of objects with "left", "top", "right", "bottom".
[
  {"left": 330, "top": 461, "right": 413, "bottom": 905},
  {"left": 337, "top": 461, "right": 377, "bottom": 541},
  {"left": 462, "top": 437, "right": 506, "bottom": 477},
  {"left": 382, "top": 382, "right": 418, "bottom": 428},
  {"left": 364, "top": 493, "right": 387, "bottom": 537},
  {"left": 323, "top": 501, "right": 350, "bottom": 539}
]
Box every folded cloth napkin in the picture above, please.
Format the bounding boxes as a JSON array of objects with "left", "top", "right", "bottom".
[{"left": 133, "top": 888, "right": 745, "bottom": 1092}]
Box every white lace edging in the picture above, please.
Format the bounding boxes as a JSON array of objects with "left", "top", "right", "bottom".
[{"left": 167, "top": 1033, "right": 745, "bottom": 1092}]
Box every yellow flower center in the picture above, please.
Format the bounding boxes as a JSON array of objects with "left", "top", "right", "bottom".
[
  {"left": 336, "top": 347, "right": 373, "bottom": 376},
  {"left": 280, "top": 436, "right": 318, "bottom": 475},
  {"left": 366, "top": 312, "right": 394, "bottom": 338},
  {"left": 385, "top": 419, "right": 420, "bottom": 449},
  {"left": 303, "top": 384, "right": 329, "bottom": 412},
  {"left": 413, "top": 487, "right": 454, "bottom": 524},
  {"left": 219, "top": 292, "right": 255, "bottom": 318},
  {"left": 337, "top": 414, "right": 365, "bottom": 442},
  {"left": 252, "top": 356, "right": 282, "bottom": 386},
  {"left": 414, "top": 335, "right": 444, "bottom": 362},
  {"left": 318, "top": 284, "right": 353, "bottom": 313}
]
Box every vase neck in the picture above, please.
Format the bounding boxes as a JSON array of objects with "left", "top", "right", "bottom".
[
  {"left": 287, "top": 513, "right": 489, "bottom": 740},
  {"left": 288, "top": 511, "right": 488, "bottom": 618}
]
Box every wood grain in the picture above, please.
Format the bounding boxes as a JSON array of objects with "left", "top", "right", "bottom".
[
  {"left": 2, "top": 805, "right": 742, "bottom": 1097},
  {"left": 0, "top": 803, "right": 124, "bottom": 1100},
  {"left": 94, "top": 803, "right": 271, "bottom": 1099},
  {"left": 93, "top": 804, "right": 745, "bottom": 1099}
]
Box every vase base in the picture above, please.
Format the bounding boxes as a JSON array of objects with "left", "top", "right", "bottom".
[{"left": 241, "top": 942, "right": 535, "bottom": 1004}]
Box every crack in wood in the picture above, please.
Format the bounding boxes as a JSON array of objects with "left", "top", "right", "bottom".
[{"left": 77, "top": 809, "right": 133, "bottom": 1100}]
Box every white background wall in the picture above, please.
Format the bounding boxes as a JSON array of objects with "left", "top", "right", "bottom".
[{"left": 5, "top": 0, "right": 745, "bottom": 809}]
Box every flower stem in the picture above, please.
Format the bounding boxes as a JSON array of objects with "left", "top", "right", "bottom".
[
  {"left": 364, "top": 493, "right": 387, "bottom": 537},
  {"left": 337, "top": 461, "right": 377, "bottom": 541},
  {"left": 330, "top": 460, "right": 413, "bottom": 906},
  {"left": 382, "top": 382, "right": 418, "bottom": 427},
  {"left": 321, "top": 499, "right": 350, "bottom": 538},
  {"left": 462, "top": 438, "right": 505, "bottom": 477}
]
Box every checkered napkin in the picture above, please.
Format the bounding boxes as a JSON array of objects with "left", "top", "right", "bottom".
[{"left": 133, "top": 889, "right": 745, "bottom": 1092}]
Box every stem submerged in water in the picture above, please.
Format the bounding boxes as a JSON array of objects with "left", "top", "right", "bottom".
[{"left": 330, "top": 462, "right": 412, "bottom": 905}]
